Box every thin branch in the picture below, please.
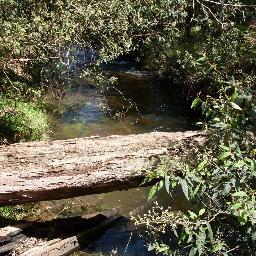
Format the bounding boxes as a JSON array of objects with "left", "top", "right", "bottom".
[
  {"left": 197, "top": 0, "right": 225, "bottom": 27},
  {"left": 202, "top": 0, "right": 256, "bottom": 8},
  {"left": 226, "top": 246, "right": 240, "bottom": 253},
  {"left": 2, "top": 68, "right": 20, "bottom": 93},
  {"left": 191, "top": 0, "right": 196, "bottom": 22},
  {"left": 9, "top": 57, "right": 60, "bottom": 62}
]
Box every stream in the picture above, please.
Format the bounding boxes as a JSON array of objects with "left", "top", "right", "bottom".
[{"left": 43, "top": 69, "right": 194, "bottom": 255}]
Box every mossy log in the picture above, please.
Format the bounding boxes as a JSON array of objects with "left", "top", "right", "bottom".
[{"left": 0, "top": 132, "right": 202, "bottom": 206}]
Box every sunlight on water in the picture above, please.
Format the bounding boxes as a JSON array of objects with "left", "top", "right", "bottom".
[
  {"left": 45, "top": 73, "right": 194, "bottom": 256},
  {"left": 50, "top": 74, "right": 192, "bottom": 140}
]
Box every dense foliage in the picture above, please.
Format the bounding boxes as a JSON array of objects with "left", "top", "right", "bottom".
[
  {"left": 135, "top": 78, "right": 255, "bottom": 255},
  {"left": 0, "top": 1, "right": 255, "bottom": 255},
  {"left": 131, "top": 2, "right": 256, "bottom": 255},
  {"left": 0, "top": 97, "right": 50, "bottom": 142}
]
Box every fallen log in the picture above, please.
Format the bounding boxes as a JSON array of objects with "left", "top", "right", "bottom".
[
  {"left": 0, "top": 226, "right": 22, "bottom": 243},
  {"left": 19, "top": 215, "right": 120, "bottom": 256},
  {"left": 0, "top": 131, "right": 202, "bottom": 206},
  {"left": 0, "top": 226, "right": 27, "bottom": 255},
  {"left": 0, "top": 211, "right": 121, "bottom": 256},
  {"left": 20, "top": 237, "right": 79, "bottom": 256}
]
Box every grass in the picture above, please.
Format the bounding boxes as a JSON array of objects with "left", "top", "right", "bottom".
[{"left": 0, "top": 96, "right": 50, "bottom": 143}]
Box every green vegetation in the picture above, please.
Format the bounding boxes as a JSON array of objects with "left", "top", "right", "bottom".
[
  {"left": 0, "top": 97, "right": 50, "bottom": 142},
  {"left": 0, "top": 1, "right": 255, "bottom": 255},
  {"left": 131, "top": 2, "right": 256, "bottom": 255},
  {"left": 134, "top": 79, "right": 256, "bottom": 255},
  {"left": 0, "top": 205, "right": 30, "bottom": 221}
]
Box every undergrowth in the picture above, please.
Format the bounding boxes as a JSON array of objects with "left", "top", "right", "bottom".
[
  {"left": 133, "top": 78, "right": 256, "bottom": 255},
  {"left": 0, "top": 96, "right": 50, "bottom": 143}
]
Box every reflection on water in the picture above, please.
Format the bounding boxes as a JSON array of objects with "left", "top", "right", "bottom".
[
  {"left": 59, "top": 187, "right": 188, "bottom": 256},
  {"left": 51, "top": 74, "right": 192, "bottom": 140},
  {"left": 47, "top": 73, "right": 193, "bottom": 255},
  {"left": 32, "top": 187, "right": 151, "bottom": 221},
  {"left": 85, "top": 218, "right": 154, "bottom": 256}
]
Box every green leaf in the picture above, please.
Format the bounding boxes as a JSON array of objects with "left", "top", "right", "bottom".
[
  {"left": 250, "top": 160, "right": 256, "bottom": 173},
  {"left": 196, "top": 229, "right": 206, "bottom": 255},
  {"left": 232, "top": 191, "right": 247, "bottom": 197},
  {"left": 159, "top": 180, "right": 164, "bottom": 190},
  {"left": 199, "top": 208, "right": 206, "bottom": 216},
  {"left": 197, "top": 160, "right": 207, "bottom": 171},
  {"left": 190, "top": 173, "right": 203, "bottom": 183},
  {"left": 230, "top": 91, "right": 238, "bottom": 101},
  {"left": 219, "top": 151, "right": 232, "bottom": 160},
  {"left": 239, "top": 209, "right": 249, "bottom": 224},
  {"left": 188, "top": 210, "right": 197, "bottom": 220},
  {"left": 180, "top": 178, "right": 189, "bottom": 200},
  {"left": 189, "top": 247, "right": 197, "bottom": 256},
  {"left": 148, "top": 185, "right": 157, "bottom": 200},
  {"left": 205, "top": 221, "right": 213, "bottom": 242},
  {"left": 223, "top": 183, "right": 231, "bottom": 195},
  {"left": 230, "top": 102, "right": 242, "bottom": 111},
  {"left": 230, "top": 203, "right": 242, "bottom": 210},
  {"left": 196, "top": 56, "right": 207, "bottom": 64},
  {"left": 191, "top": 97, "right": 202, "bottom": 109},
  {"left": 234, "top": 160, "right": 245, "bottom": 168},
  {"left": 192, "top": 184, "right": 201, "bottom": 197},
  {"left": 165, "top": 175, "right": 170, "bottom": 194},
  {"left": 147, "top": 244, "right": 155, "bottom": 251},
  {"left": 219, "top": 144, "right": 230, "bottom": 151}
]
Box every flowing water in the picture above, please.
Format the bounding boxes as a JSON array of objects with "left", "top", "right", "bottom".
[
  {"left": 45, "top": 71, "right": 194, "bottom": 255},
  {"left": 51, "top": 73, "right": 192, "bottom": 140}
]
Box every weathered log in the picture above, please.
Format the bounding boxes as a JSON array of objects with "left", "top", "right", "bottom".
[
  {"left": 1, "top": 212, "right": 120, "bottom": 256},
  {"left": 19, "top": 215, "right": 120, "bottom": 256},
  {"left": 20, "top": 237, "right": 79, "bottom": 256},
  {"left": 0, "top": 226, "right": 27, "bottom": 255},
  {"left": 0, "top": 226, "right": 22, "bottom": 243},
  {"left": 0, "top": 131, "right": 202, "bottom": 206}
]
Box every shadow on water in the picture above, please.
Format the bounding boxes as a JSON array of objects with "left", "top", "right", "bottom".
[
  {"left": 45, "top": 72, "right": 194, "bottom": 255},
  {"left": 50, "top": 73, "right": 194, "bottom": 140}
]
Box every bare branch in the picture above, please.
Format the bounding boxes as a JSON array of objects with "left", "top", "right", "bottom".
[{"left": 202, "top": 0, "right": 256, "bottom": 8}]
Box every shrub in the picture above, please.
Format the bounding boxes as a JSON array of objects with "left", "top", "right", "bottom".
[
  {"left": 133, "top": 77, "right": 256, "bottom": 255},
  {"left": 0, "top": 205, "right": 28, "bottom": 221},
  {"left": 0, "top": 97, "right": 50, "bottom": 143}
]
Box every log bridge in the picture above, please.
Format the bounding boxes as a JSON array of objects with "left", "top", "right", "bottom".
[{"left": 0, "top": 131, "right": 202, "bottom": 207}]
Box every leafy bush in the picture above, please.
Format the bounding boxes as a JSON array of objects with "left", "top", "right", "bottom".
[
  {"left": 133, "top": 76, "right": 256, "bottom": 255},
  {"left": 0, "top": 97, "right": 50, "bottom": 142},
  {"left": 0, "top": 205, "right": 28, "bottom": 221},
  {"left": 130, "top": 2, "right": 256, "bottom": 255}
]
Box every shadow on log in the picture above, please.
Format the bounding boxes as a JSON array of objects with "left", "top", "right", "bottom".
[
  {"left": 0, "top": 211, "right": 121, "bottom": 255},
  {"left": 0, "top": 131, "right": 203, "bottom": 206}
]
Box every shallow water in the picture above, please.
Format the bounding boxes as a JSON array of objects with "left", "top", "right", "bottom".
[
  {"left": 47, "top": 72, "right": 193, "bottom": 255},
  {"left": 51, "top": 74, "right": 192, "bottom": 140}
]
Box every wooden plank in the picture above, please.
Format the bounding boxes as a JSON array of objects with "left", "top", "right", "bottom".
[
  {"left": 19, "top": 237, "right": 79, "bottom": 256},
  {"left": 19, "top": 215, "right": 121, "bottom": 256},
  {"left": 0, "top": 234, "right": 27, "bottom": 254},
  {"left": 0, "top": 226, "right": 22, "bottom": 243},
  {"left": 0, "top": 131, "right": 202, "bottom": 206},
  {"left": 0, "top": 211, "right": 120, "bottom": 255}
]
